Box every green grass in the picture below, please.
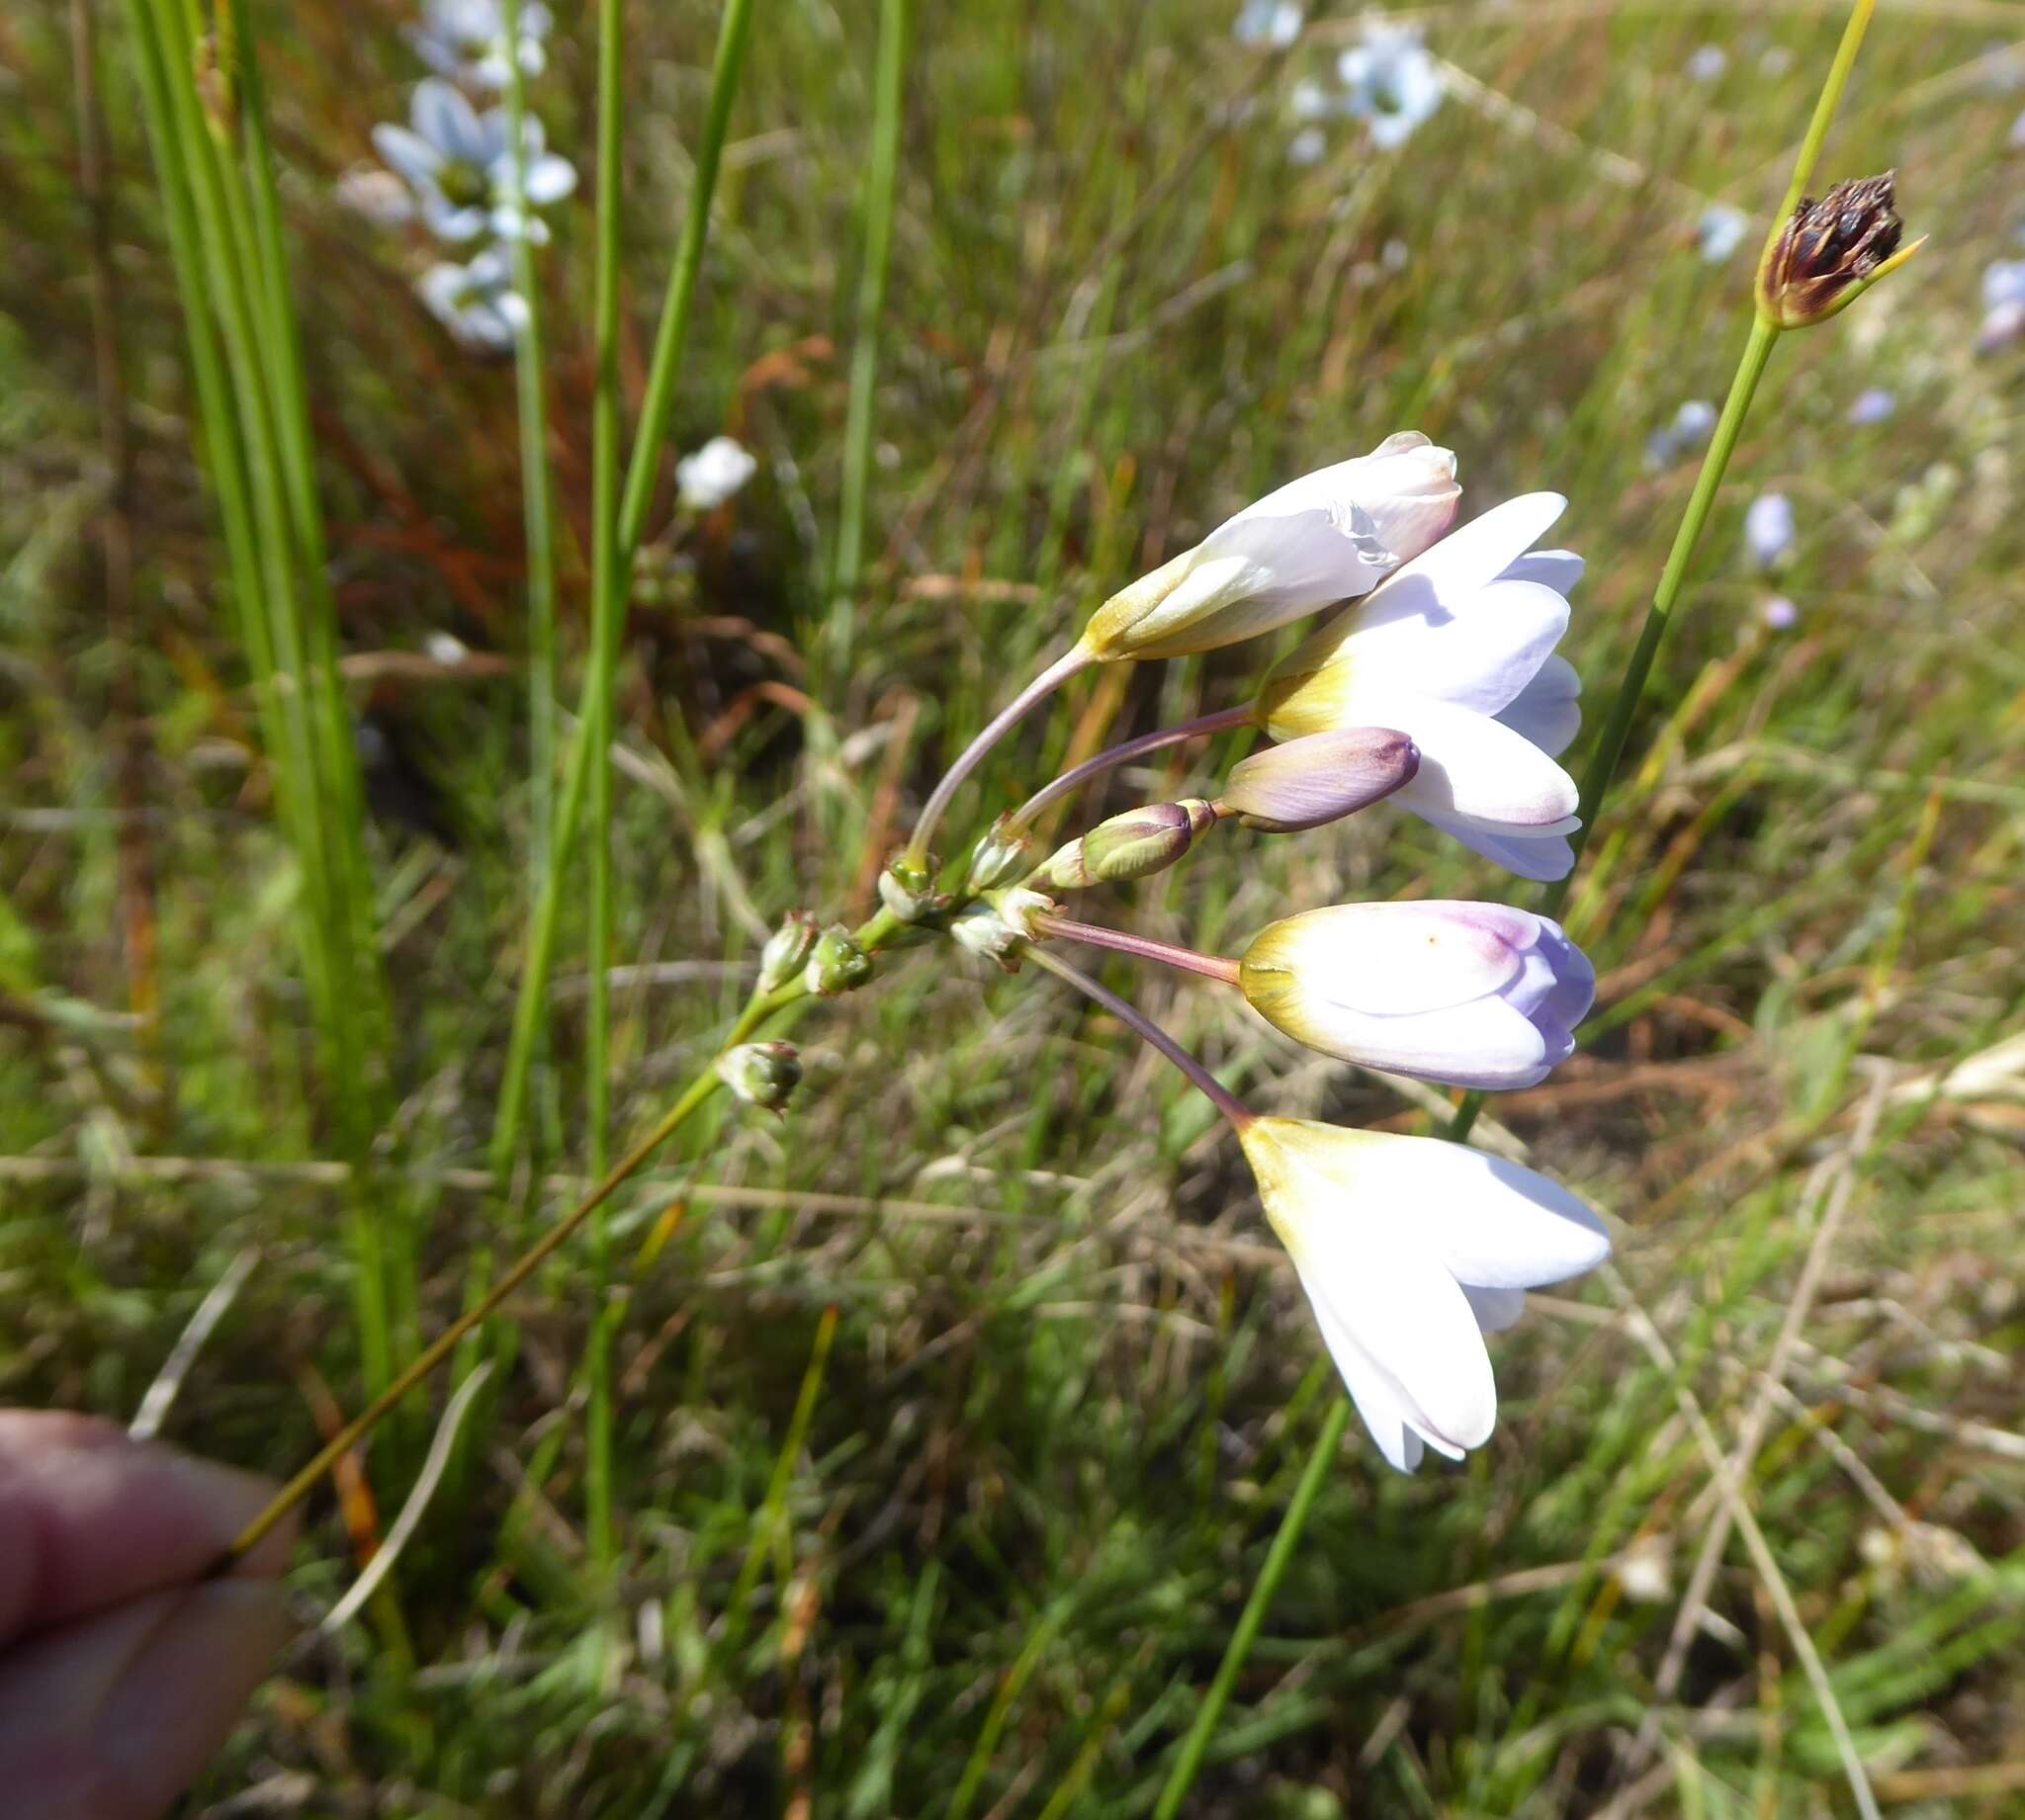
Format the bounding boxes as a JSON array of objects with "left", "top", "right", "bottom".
[{"left": 4, "top": 1, "right": 2024, "bottom": 1814}]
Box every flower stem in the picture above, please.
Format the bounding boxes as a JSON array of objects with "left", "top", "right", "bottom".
[
  {"left": 1008, "top": 702, "right": 1256, "bottom": 832},
  {"left": 1030, "top": 912, "right": 1241, "bottom": 986},
  {"left": 905, "top": 646, "right": 1094, "bottom": 869},
  {"left": 1024, "top": 946, "right": 1249, "bottom": 1129},
  {"left": 1149, "top": 1396, "right": 1353, "bottom": 1820}
]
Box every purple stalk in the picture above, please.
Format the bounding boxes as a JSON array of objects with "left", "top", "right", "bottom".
[
  {"left": 1031, "top": 911, "right": 1242, "bottom": 986},
  {"left": 1008, "top": 702, "right": 1257, "bottom": 832}
]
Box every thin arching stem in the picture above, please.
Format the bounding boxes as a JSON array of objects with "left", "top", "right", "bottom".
[
  {"left": 1025, "top": 946, "right": 1250, "bottom": 1129},
  {"left": 1030, "top": 912, "right": 1241, "bottom": 986},
  {"left": 905, "top": 645, "right": 1094, "bottom": 867},
  {"left": 1009, "top": 702, "right": 1257, "bottom": 832}
]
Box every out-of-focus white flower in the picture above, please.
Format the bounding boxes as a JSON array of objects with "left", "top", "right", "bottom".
[
  {"left": 1687, "top": 44, "right": 1727, "bottom": 81},
  {"left": 675, "top": 435, "right": 759, "bottom": 511},
  {"left": 1645, "top": 397, "right": 1717, "bottom": 469},
  {"left": 1761, "top": 595, "right": 1799, "bottom": 632},
  {"left": 1337, "top": 23, "right": 1445, "bottom": 151},
  {"left": 1234, "top": 0, "right": 1303, "bottom": 47},
  {"left": 334, "top": 166, "right": 415, "bottom": 227},
  {"left": 372, "top": 78, "right": 576, "bottom": 245},
  {"left": 1979, "top": 261, "right": 2025, "bottom": 352},
  {"left": 1258, "top": 492, "right": 1586, "bottom": 880},
  {"left": 408, "top": 0, "right": 552, "bottom": 90},
  {"left": 1287, "top": 126, "right": 1328, "bottom": 166},
  {"left": 416, "top": 248, "right": 530, "bottom": 351},
  {"left": 1698, "top": 204, "right": 1749, "bottom": 263},
  {"left": 1289, "top": 77, "right": 1333, "bottom": 121},
  {"left": 2011, "top": 107, "right": 2025, "bottom": 149},
  {"left": 1847, "top": 387, "right": 1896, "bottom": 425},
  {"left": 1079, "top": 433, "right": 1460, "bottom": 662},
  {"left": 425, "top": 630, "right": 472, "bottom": 664},
  {"left": 1240, "top": 901, "right": 1594, "bottom": 1088},
  {"left": 1759, "top": 44, "right": 1795, "bottom": 78},
  {"left": 1238, "top": 1118, "right": 1611, "bottom": 1471},
  {"left": 1744, "top": 490, "right": 1796, "bottom": 569}
]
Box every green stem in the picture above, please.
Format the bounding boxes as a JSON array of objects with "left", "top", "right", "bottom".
[
  {"left": 1149, "top": 1397, "right": 1352, "bottom": 1820},
  {"left": 828, "top": 0, "right": 908, "bottom": 677}
]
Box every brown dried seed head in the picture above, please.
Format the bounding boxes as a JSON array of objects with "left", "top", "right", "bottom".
[{"left": 1757, "top": 172, "right": 1916, "bottom": 328}]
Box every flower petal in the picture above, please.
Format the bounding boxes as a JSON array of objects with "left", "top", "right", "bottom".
[
  {"left": 1386, "top": 492, "right": 1564, "bottom": 606},
  {"left": 523, "top": 152, "right": 577, "bottom": 205},
  {"left": 1242, "top": 900, "right": 1533, "bottom": 1016},
  {"left": 1414, "top": 808, "right": 1576, "bottom": 881},
  {"left": 1382, "top": 696, "right": 1580, "bottom": 829},
  {"left": 1343, "top": 574, "right": 1569, "bottom": 715},
  {"left": 1500, "top": 548, "right": 1584, "bottom": 594},
  {"left": 411, "top": 78, "right": 479, "bottom": 158},
  {"left": 1309, "top": 1302, "right": 1429, "bottom": 1472},
  {"left": 1494, "top": 653, "right": 1582, "bottom": 757},
  {"left": 372, "top": 123, "right": 442, "bottom": 187}
]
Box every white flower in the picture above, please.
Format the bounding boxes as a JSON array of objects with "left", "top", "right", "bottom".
[
  {"left": 1698, "top": 204, "right": 1749, "bottom": 263},
  {"left": 1337, "top": 23, "right": 1445, "bottom": 152},
  {"left": 1257, "top": 492, "right": 1586, "bottom": 881},
  {"left": 1233, "top": 0, "right": 1303, "bottom": 47},
  {"left": 1686, "top": 44, "right": 1727, "bottom": 81},
  {"left": 1239, "top": 1119, "right": 1611, "bottom": 1471},
  {"left": 1079, "top": 432, "right": 1460, "bottom": 662},
  {"left": 2012, "top": 107, "right": 2025, "bottom": 150},
  {"left": 416, "top": 249, "right": 530, "bottom": 351},
  {"left": 408, "top": 0, "right": 552, "bottom": 90},
  {"left": 1744, "top": 490, "right": 1796, "bottom": 569},
  {"left": 1239, "top": 901, "right": 1594, "bottom": 1089},
  {"left": 1847, "top": 388, "right": 1896, "bottom": 426},
  {"left": 372, "top": 78, "right": 576, "bottom": 245},
  {"left": 675, "top": 435, "right": 759, "bottom": 511},
  {"left": 1289, "top": 77, "right": 1333, "bottom": 122},
  {"left": 1761, "top": 595, "right": 1799, "bottom": 632},
  {"left": 1287, "top": 126, "right": 1328, "bottom": 167}
]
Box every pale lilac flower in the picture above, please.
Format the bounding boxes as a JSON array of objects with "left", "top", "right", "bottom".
[
  {"left": 1761, "top": 595, "right": 1799, "bottom": 631},
  {"left": 416, "top": 248, "right": 530, "bottom": 351},
  {"left": 1217, "top": 728, "right": 1420, "bottom": 831},
  {"left": 1699, "top": 204, "right": 1749, "bottom": 263},
  {"left": 1848, "top": 388, "right": 1896, "bottom": 425},
  {"left": 1240, "top": 1119, "right": 1611, "bottom": 1471},
  {"left": 1646, "top": 397, "right": 1717, "bottom": 469},
  {"left": 1760, "top": 45, "right": 1795, "bottom": 78},
  {"left": 1259, "top": 492, "right": 1586, "bottom": 881},
  {"left": 1337, "top": 24, "right": 1445, "bottom": 152},
  {"left": 2011, "top": 108, "right": 2025, "bottom": 150},
  {"left": 1744, "top": 491, "right": 1796, "bottom": 569},
  {"left": 408, "top": 0, "right": 552, "bottom": 90},
  {"left": 1080, "top": 432, "right": 1460, "bottom": 661},
  {"left": 1241, "top": 901, "right": 1594, "bottom": 1088},
  {"left": 372, "top": 79, "right": 575, "bottom": 245},
  {"left": 1234, "top": 0, "right": 1303, "bottom": 47},
  {"left": 675, "top": 436, "right": 759, "bottom": 511},
  {"left": 1687, "top": 44, "right": 1727, "bottom": 81}
]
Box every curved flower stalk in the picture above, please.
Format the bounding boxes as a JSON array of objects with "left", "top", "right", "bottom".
[
  {"left": 373, "top": 78, "right": 576, "bottom": 245},
  {"left": 1239, "top": 901, "right": 1594, "bottom": 1089},
  {"left": 1237, "top": 1119, "right": 1610, "bottom": 1469},
  {"left": 1258, "top": 491, "right": 1587, "bottom": 879}
]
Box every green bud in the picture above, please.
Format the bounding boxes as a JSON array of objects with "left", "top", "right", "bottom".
[
  {"left": 804, "top": 922, "right": 873, "bottom": 996},
  {"left": 758, "top": 910, "right": 821, "bottom": 992},
  {"left": 878, "top": 851, "right": 949, "bottom": 923},
  {"left": 967, "top": 817, "right": 1036, "bottom": 893},
  {"left": 716, "top": 1041, "right": 802, "bottom": 1113},
  {"left": 1027, "top": 799, "right": 1219, "bottom": 891}
]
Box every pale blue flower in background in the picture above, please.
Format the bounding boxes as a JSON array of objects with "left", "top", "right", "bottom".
[
  {"left": 1288, "top": 126, "right": 1328, "bottom": 166},
  {"left": 1234, "top": 0, "right": 1303, "bottom": 48},
  {"left": 416, "top": 248, "right": 529, "bottom": 351},
  {"left": 1744, "top": 491, "right": 1796, "bottom": 569},
  {"left": 1644, "top": 398, "right": 1717, "bottom": 470},
  {"left": 1338, "top": 23, "right": 1445, "bottom": 151},
  {"left": 1760, "top": 45, "right": 1795, "bottom": 78},
  {"left": 2010, "top": 108, "right": 2025, "bottom": 149},
  {"left": 676, "top": 436, "right": 759, "bottom": 512},
  {"left": 373, "top": 79, "right": 575, "bottom": 244},
  {"left": 1289, "top": 76, "right": 1333, "bottom": 121},
  {"left": 1687, "top": 44, "right": 1727, "bottom": 81},
  {"left": 409, "top": 0, "right": 552, "bottom": 90},
  {"left": 1980, "top": 259, "right": 2025, "bottom": 353},
  {"left": 1761, "top": 596, "right": 1799, "bottom": 632},
  {"left": 1848, "top": 388, "right": 1896, "bottom": 426},
  {"left": 1698, "top": 205, "right": 1749, "bottom": 263}
]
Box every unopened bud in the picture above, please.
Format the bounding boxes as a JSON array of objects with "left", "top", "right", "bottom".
[
  {"left": 1027, "top": 800, "right": 1220, "bottom": 891},
  {"left": 966, "top": 817, "right": 1036, "bottom": 893},
  {"left": 717, "top": 1041, "right": 802, "bottom": 1113},
  {"left": 1217, "top": 728, "right": 1419, "bottom": 832},
  {"left": 1756, "top": 171, "right": 1923, "bottom": 329},
  {"left": 758, "top": 910, "right": 820, "bottom": 992},
  {"left": 804, "top": 923, "right": 872, "bottom": 996},
  {"left": 948, "top": 904, "right": 1026, "bottom": 972},
  {"left": 878, "top": 852, "right": 949, "bottom": 924}
]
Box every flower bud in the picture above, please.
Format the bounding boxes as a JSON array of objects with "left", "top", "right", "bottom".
[
  {"left": 758, "top": 910, "right": 821, "bottom": 993},
  {"left": 878, "top": 852, "right": 949, "bottom": 923},
  {"left": 1076, "top": 433, "right": 1459, "bottom": 662},
  {"left": 948, "top": 903, "right": 1026, "bottom": 971},
  {"left": 1217, "top": 728, "right": 1419, "bottom": 832},
  {"left": 966, "top": 817, "right": 1036, "bottom": 893},
  {"left": 804, "top": 923, "right": 873, "bottom": 996},
  {"left": 1756, "top": 172, "right": 1923, "bottom": 329},
  {"left": 716, "top": 1041, "right": 802, "bottom": 1113},
  {"left": 1026, "top": 800, "right": 1220, "bottom": 891}
]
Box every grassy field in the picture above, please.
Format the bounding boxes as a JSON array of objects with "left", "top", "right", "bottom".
[{"left": 4, "top": 0, "right": 2024, "bottom": 1813}]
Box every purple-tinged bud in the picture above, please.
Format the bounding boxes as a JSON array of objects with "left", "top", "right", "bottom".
[
  {"left": 804, "top": 923, "right": 873, "bottom": 996},
  {"left": 1027, "top": 799, "right": 1220, "bottom": 891},
  {"left": 967, "top": 817, "right": 1036, "bottom": 893},
  {"left": 717, "top": 1041, "right": 803, "bottom": 1113},
  {"left": 1217, "top": 728, "right": 1419, "bottom": 832},
  {"left": 758, "top": 910, "right": 821, "bottom": 992},
  {"left": 1756, "top": 172, "right": 1923, "bottom": 329}
]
